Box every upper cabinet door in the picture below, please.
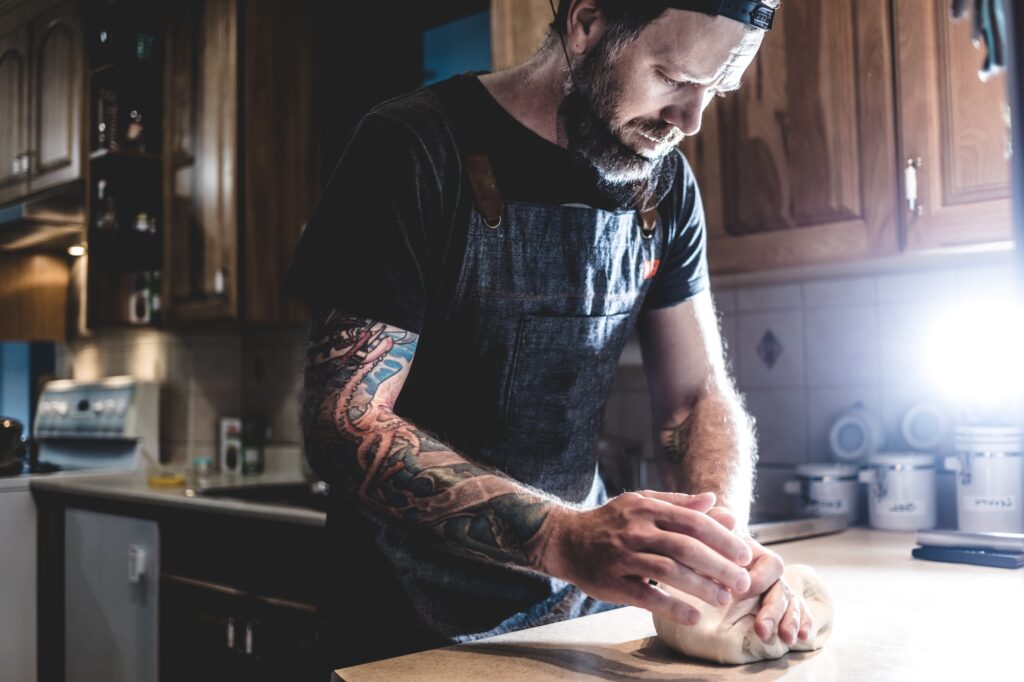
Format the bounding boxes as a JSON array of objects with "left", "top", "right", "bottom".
[
  {"left": 163, "top": 0, "right": 239, "bottom": 323},
  {"left": 28, "top": 0, "right": 82, "bottom": 194},
  {"left": 894, "top": 0, "right": 1011, "bottom": 250},
  {"left": 0, "top": 24, "right": 30, "bottom": 205},
  {"left": 682, "top": 0, "right": 900, "bottom": 274}
]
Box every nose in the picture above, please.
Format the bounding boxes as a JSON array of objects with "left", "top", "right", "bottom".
[{"left": 660, "top": 85, "right": 712, "bottom": 137}]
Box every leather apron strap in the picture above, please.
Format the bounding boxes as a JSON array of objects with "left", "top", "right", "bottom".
[{"left": 464, "top": 154, "right": 505, "bottom": 229}]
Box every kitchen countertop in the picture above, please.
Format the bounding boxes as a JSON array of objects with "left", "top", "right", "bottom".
[
  {"left": 30, "top": 470, "right": 326, "bottom": 526},
  {"left": 334, "top": 528, "right": 1024, "bottom": 681}
]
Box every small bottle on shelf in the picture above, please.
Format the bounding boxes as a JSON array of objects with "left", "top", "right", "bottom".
[
  {"left": 95, "top": 179, "right": 119, "bottom": 232},
  {"left": 124, "top": 109, "right": 145, "bottom": 153},
  {"left": 96, "top": 88, "right": 119, "bottom": 150},
  {"left": 127, "top": 272, "right": 151, "bottom": 325}
]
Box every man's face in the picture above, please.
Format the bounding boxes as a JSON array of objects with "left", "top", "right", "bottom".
[{"left": 564, "top": 9, "right": 764, "bottom": 185}]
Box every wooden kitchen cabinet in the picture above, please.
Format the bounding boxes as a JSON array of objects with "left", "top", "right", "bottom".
[
  {"left": 162, "top": 0, "right": 319, "bottom": 327},
  {"left": 28, "top": 0, "right": 83, "bottom": 194},
  {"left": 0, "top": 0, "right": 83, "bottom": 204},
  {"left": 681, "top": 0, "right": 901, "bottom": 273},
  {"left": 0, "top": 23, "right": 31, "bottom": 205},
  {"left": 894, "top": 0, "right": 1012, "bottom": 250},
  {"left": 490, "top": 0, "right": 1011, "bottom": 275}
]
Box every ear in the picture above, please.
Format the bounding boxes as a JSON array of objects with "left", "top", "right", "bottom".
[{"left": 564, "top": 0, "right": 607, "bottom": 56}]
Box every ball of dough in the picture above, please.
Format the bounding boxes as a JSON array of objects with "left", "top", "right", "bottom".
[{"left": 652, "top": 564, "right": 833, "bottom": 665}]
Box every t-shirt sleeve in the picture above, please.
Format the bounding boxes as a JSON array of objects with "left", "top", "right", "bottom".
[
  {"left": 284, "top": 111, "right": 441, "bottom": 335},
  {"left": 641, "top": 152, "right": 710, "bottom": 311}
]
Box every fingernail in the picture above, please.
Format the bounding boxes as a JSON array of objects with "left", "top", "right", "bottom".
[
  {"left": 688, "top": 611, "right": 702, "bottom": 625},
  {"left": 736, "top": 547, "right": 752, "bottom": 565},
  {"left": 734, "top": 574, "right": 750, "bottom": 592},
  {"left": 786, "top": 625, "right": 798, "bottom": 642},
  {"left": 716, "top": 588, "right": 731, "bottom": 606},
  {"left": 761, "top": 619, "right": 774, "bottom": 639}
]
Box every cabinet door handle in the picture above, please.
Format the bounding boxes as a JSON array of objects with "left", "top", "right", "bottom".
[
  {"left": 214, "top": 266, "right": 227, "bottom": 295},
  {"left": 244, "top": 620, "right": 255, "bottom": 656},
  {"left": 127, "top": 545, "right": 147, "bottom": 583},
  {"left": 904, "top": 157, "right": 923, "bottom": 217},
  {"left": 226, "top": 616, "right": 237, "bottom": 650}
]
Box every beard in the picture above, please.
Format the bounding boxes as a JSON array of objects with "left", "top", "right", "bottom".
[{"left": 560, "top": 37, "right": 683, "bottom": 186}]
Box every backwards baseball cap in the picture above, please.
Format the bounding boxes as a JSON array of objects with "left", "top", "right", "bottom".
[{"left": 665, "top": 0, "right": 776, "bottom": 31}]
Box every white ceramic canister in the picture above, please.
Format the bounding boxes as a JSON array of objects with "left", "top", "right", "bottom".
[
  {"left": 783, "top": 464, "right": 859, "bottom": 521},
  {"left": 858, "top": 453, "right": 937, "bottom": 531},
  {"left": 945, "top": 426, "right": 1024, "bottom": 533}
]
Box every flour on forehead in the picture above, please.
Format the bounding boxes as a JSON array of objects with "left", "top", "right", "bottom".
[{"left": 652, "top": 564, "right": 834, "bottom": 665}]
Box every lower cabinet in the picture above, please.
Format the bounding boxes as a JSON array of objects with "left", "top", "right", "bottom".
[
  {"left": 160, "top": 574, "right": 321, "bottom": 682},
  {"left": 158, "top": 511, "right": 325, "bottom": 682},
  {"left": 64, "top": 509, "right": 160, "bottom": 682},
  {"left": 43, "top": 502, "right": 326, "bottom": 682}
]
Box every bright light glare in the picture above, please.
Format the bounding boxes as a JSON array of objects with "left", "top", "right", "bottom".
[
  {"left": 924, "top": 297, "right": 1024, "bottom": 409},
  {"left": 67, "top": 244, "right": 86, "bottom": 257}
]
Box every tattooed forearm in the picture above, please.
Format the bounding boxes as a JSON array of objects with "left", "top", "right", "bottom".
[
  {"left": 655, "top": 381, "right": 757, "bottom": 528},
  {"left": 302, "top": 307, "right": 560, "bottom": 570}
]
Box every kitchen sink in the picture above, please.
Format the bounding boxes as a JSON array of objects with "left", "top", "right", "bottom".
[{"left": 196, "top": 480, "right": 330, "bottom": 513}]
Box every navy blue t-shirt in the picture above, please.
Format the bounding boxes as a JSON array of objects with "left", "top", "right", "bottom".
[{"left": 285, "top": 73, "right": 708, "bottom": 332}]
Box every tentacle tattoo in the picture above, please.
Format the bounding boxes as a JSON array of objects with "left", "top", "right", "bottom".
[{"left": 302, "top": 308, "right": 559, "bottom": 569}]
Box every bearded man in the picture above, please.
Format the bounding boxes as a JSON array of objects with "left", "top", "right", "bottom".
[{"left": 285, "top": 0, "right": 811, "bottom": 672}]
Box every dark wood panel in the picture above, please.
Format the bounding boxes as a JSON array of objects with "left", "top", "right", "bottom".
[
  {"left": 0, "top": 251, "right": 69, "bottom": 340},
  {"left": 241, "top": 0, "right": 318, "bottom": 326}
]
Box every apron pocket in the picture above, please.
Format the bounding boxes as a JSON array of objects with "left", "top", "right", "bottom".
[{"left": 503, "top": 312, "right": 633, "bottom": 446}]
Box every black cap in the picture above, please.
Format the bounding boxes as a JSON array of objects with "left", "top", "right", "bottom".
[{"left": 666, "top": 0, "right": 775, "bottom": 31}]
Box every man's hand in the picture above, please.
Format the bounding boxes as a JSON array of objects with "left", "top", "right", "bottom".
[
  {"left": 736, "top": 537, "right": 814, "bottom": 646},
  {"left": 537, "top": 491, "right": 754, "bottom": 627}
]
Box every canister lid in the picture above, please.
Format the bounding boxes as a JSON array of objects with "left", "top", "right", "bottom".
[
  {"left": 867, "top": 452, "right": 936, "bottom": 469},
  {"left": 954, "top": 425, "right": 1023, "bottom": 453},
  {"left": 900, "top": 402, "right": 950, "bottom": 452},
  {"left": 828, "top": 407, "right": 885, "bottom": 462},
  {"left": 795, "top": 463, "right": 859, "bottom": 479}
]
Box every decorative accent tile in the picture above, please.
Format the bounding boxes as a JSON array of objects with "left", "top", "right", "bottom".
[
  {"left": 737, "top": 311, "right": 804, "bottom": 388},
  {"left": 756, "top": 330, "right": 784, "bottom": 369}
]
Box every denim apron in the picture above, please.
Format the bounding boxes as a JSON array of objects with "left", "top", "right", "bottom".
[{"left": 324, "top": 150, "right": 670, "bottom": 668}]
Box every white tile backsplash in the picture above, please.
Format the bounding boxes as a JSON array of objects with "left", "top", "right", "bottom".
[
  {"left": 743, "top": 388, "right": 807, "bottom": 464},
  {"left": 735, "top": 283, "right": 802, "bottom": 312},
  {"left": 802, "top": 276, "right": 876, "bottom": 307},
  {"left": 804, "top": 305, "right": 880, "bottom": 386},
  {"left": 875, "top": 269, "right": 959, "bottom": 303},
  {"left": 753, "top": 466, "right": 797, "bottom": 517},
  {"left": 712, "top": 288, "right": 738, "bottom": 313},
  {"left": 877, "top": 300, "right": 946, "bottom": 385}
]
